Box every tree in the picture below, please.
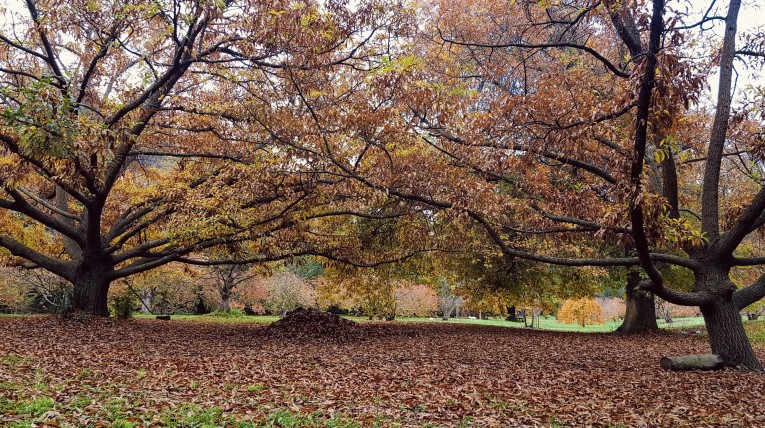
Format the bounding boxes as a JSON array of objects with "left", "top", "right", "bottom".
[
  {"left": 0, "top": 0, "right": 397, "bottom": 316},
  {"left": 231, "top": 277, "right": 270, "bottom": 315},
  {"left": 595, "top": 297, "right": 626, "bottom": 323},
  {"left": 437, "top": 279, "right": 460, "bottom": 321},
  {"left": 120, "top": 264, "right": 199, "bottom": 315},
  {"left": 0, "top": 268, "right": 25, "bottom": 312},
  {"left": 324, "top": 266, "right": 397, "bottom": 319},
  {"left": 394, "top": 283, "right": 438, "bottom": 317},
  {"left": 260, "top": 270, "right": 316, "bottom": 316},
  {"left": 557, "top": 298, "right": 605, "bottom": 327},
  {"left": 0, "top": 267, "right": 70, "bottom": 313},
  {"left": 616, "top": 271, "right": 658, "bottom": 333},
  {"left": 431, "top": 0, "right": 765, "bottom": 368},
  {"left": 302, "top": 0, "right": 765, "bottom": 369},
  {"left": 203, "top": 262, "right": 258, "bottom": 314}
]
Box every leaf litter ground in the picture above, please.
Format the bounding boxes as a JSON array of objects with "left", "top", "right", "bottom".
[{"left": 1, "top": 314, "right": 764, "bottom": 427}]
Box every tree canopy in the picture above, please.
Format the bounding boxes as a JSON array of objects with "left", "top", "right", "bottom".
[{"left": 2, "top": 0, "right": 765, "bottom": 369}]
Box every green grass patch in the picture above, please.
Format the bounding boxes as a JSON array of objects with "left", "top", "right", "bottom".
[
  {"left": 209, "top": 308, "right": 247, "bottom": 318},
  {"left": 246, "top": 383, "right": 268, "bottom": 393},
  {"left": 658, "top": 316, "right": 706, "bottom": 329},
  {"left": 1, "top": 353, "right": 24, "bottom": 365},
  {"left": 384, "top": 316, "right": 625, "bottom": 332},
  {"left": 744, "top": 319, "right": 765, "bottom": 346},
  {"left": 132, "top": 313, "right": 279, "bottom": 324},
  {"left": 0, "top": 396, "right": 55, "bottom": 418},
  {"left": 133, "top": 313, "right": 716, "bottom": 333},
  {"left": 2, "top": 397, "right": 366, "bottom": 428},
  {"left": 149, "top": 404, "right": 362, "bottom": 428},
  {"left": 0, "top": 381, "right": 23, "bottom": 390},
  {"left": 263, "top": 409, "right": 362, "bottom": 428},
  {"left": 23, "top": 397, "right": 55, "bottom": 417}
]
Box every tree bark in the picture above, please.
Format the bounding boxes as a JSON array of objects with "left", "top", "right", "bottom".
[
  {"left": 220, "top": 295, "right": 231, "bottom": 313},
  {"left": 139, "top": 290, "right": 152, "bottom": 313},
  {"left": 506, "top": 305, "right": 517, "bottom": 321},
  {"left": 701, "top": 295, "right": 762, "bottom": 370},
  {"left": 70, "top": 263, "right": 112, "bottom": 316},
  {"left": 616, "top": 271, "right": 658, "bottom": 333}
]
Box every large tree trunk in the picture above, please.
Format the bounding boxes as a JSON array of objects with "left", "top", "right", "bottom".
[
  {"left": 616, "top": 271, "right": 658, "bottom": 333},
  {"left": 220, "top": 295, "right": 231, "bottom": 313},
  {"left": 139, "top": 290, "right": 152, "bottom": 313},
  {"left": 70, "top": 264, "right": 112, "bottom": 316},
  {"left": 701, "top": 295, "right": 762, "bottom": 370},
  {"left": 506, "top": 305, "right": 517, "bottom": 321}
]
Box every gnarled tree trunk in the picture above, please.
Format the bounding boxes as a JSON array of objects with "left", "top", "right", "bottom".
[
  {"left": 506, "top": 305, "right": 517, "bottom": 321},
  {"left": 70, "top": 263, "right": 112, "bottom": 317},
  {"left": 616, "top": 271, "right": 658, "bottom": 333},
  {"left": 220, "top": 292, "right": 231, "bottom": 313},
  {"left": 701, "top": 295, "right": 761, "bottom": 370}
]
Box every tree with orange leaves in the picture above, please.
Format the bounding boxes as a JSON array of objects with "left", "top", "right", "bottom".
[
  {"left": 0, "top": 0, "right": 409, "bottom": 316},
  {"left": 286, "top": 0, "right": 765, "bottom": 369}
]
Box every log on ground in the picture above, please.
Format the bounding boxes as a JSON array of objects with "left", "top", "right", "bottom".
[{"left": 660, "top": 354, "right": 725, "bottom": 371}]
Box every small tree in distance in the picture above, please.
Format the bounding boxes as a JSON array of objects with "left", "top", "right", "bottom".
[
  {"left": 595, "top": 297, "right": 627, "bottom": 322},
  {"left": 438, "top": 280, "right": 461, "bottom": 321},
  {"left": 557, "top": 298, "right": 605, "bottom": 327},
  {"left": 261, "top": 271, "right": 317, "bottom": 316},
  {"left": 394, "top": 283, "right": 438, "bottom": 318}
]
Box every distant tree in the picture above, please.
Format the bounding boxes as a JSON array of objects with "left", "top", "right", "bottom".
[
  {"left": 120, "top": 264, "right": 199, "bottom": 315},
  {"left": 595, "top": 297, "right": 626, "bottom": 322},
  {"left": 288, "top": 258, "right": 326, "bottom": 281},
  {"left": 315, "top": 277, "right": 356, "bottom": 314},
  {"left": 438, "top": 280, "right": 460, "bottom": 321},
  {"left": 394, "top": 282, "right": 438, "bottom": 318},
  {"left": 333, "top": 270, "right": 397, "bottom": 320},
  {"left": 261, "top": 271, "right": 316, "bottom": 316},
  {"left": 12, "top": 269, "right": 71, "bottom": 313},
  {"left": 204, "top": 264, "right": 257, "bottom": 314},
  {"left": 557, "top": 298, "right": 605, "bottom": 327},
  {"left": 231, "top": 278, "right": 270, "bottom": 315},
  {"left": 655, "top": 297, "right": 674, "bottom": 324},
  {"left": 0, "top": 268, "right": 25, "bottom": 312}
]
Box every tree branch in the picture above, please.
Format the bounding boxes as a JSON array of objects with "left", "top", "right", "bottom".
[
  {"left": 717, "top": 185, "right": 765, "bottom": 255},
  {"left": 0, "top": 234, "right": 73, "bottom": 280},
  {"left": 701, "top": 0, "right": 742, "bottom": 241},
  {"left": 733, "top": 274, "right": 765, "bottom": 309},
  {"left": 439, "top": 34, "right": 630, "bottom": 78}
]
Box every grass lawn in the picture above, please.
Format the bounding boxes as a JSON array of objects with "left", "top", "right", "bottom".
[
  {"left": 746, "top": 319, "right": 765, "bottom": 344},
  {"left": 389, "top": 316, "right": 626, "bottom": 332},
  {"left": 132, "top": 312, "right": 280, "bottom": 324},
  {"left": 128, "top": 312, "right": 709, "bottom": 333},
  {"left": 129, "top": 312, "right": 765, "bottom": 346}
]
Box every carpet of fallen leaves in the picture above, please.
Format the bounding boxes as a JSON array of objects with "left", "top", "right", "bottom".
[{"left": 2, "top": 315, "right": 765, "bottom": 428}]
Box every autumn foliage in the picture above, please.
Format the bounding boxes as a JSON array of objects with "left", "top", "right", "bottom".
[
  {"left": 1, "top": 0, "right": 765, "bottom": 369},
  {"left": 557, "top": 298, "right": 605, "bottom": 327},
  {"left": 595, "top": 297, "right": 627, "bottom": 322}
]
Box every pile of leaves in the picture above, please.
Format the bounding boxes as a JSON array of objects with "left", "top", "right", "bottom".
[
  {"left": 265, "top": 307, "right": 361, "bottom": 340},
  {"left": 2, "top": 316, "right": 765, "bottom": 427}
]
